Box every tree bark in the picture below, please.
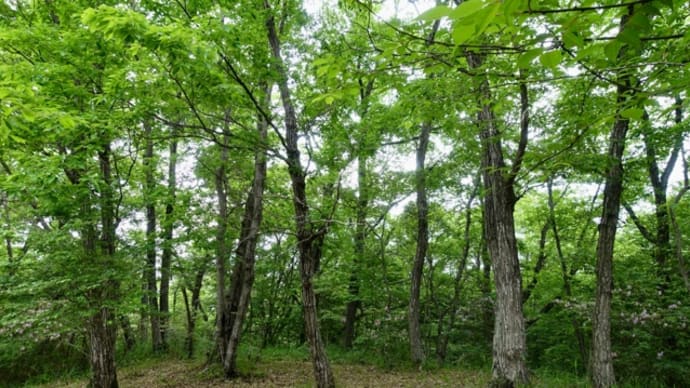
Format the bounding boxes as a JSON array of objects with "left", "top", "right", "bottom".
[
  {"left": 591, "top": 9, "right": 634, "bottom": 388},
  {"left": 159, "top": 130, "right": 178, "bottom": 349},
  {"left": 224, "top": 87, "right": 269, "bottom": 378},
  {"left": 266, "top": 3, "right": 335, "bottom": 386},
  {"left": 409, "top": 122, "right": 431, "bottom": 365},
  {"left": 143, "top": 122, "right": 163, "bottom": 352},
  {"left": 85, "top": 144, "right": 119, "bottom": 388},
  {"left": 467, "top": 52, "right": 529, "bottom": 386},
  {"left": 213, "top": 133, "right": 231, "bottom": 362}
]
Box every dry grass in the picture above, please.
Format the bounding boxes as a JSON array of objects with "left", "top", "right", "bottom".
[{"left": 38, "top": 358, "right": 491, "bottom": 387}]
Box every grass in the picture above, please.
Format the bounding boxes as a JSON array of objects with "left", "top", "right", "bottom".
[
  {"left": 26, "top": 345, "right": 596, "bottom": 388},
  {"left": 32, "top": 357, "right": 495, "bottom": 387}
]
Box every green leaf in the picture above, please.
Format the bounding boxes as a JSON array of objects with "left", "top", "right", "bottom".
[
  {"left": 539, "top": 50, "right": 562, "bottom": 69},
  {"left": 417, "top": 5, "right": 453, "bottom": 21},
  {"left": 517, "top": 48, "right": 543, "bottom": 69},
  {"left": 58, "top": 115, "right": 76, "bottom": 129},
  {"left": 9, "top": 134, "right": 26, "bottom": 144},
  {"left": 452, "top": 24, "right": 475, "bottom": 45},
  {"left": 562, "top": 31, "right": 583, "bottom": 48},
  {"left": 620, "top": 108, "right": 645, "bottom": 120},
  {"left": 451, "top": 0, "right": 486, "bottom": 19},
  {"left": 474, "top": 2, "right": 501, "bottom": 36},
  {"left": 618, "top": 28, "right": 641, "bottom": 49},
  {"left": 604, "top": 40, "right": 622, "bottom": 62}
]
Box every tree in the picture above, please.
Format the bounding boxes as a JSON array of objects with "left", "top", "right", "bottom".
[{"left": 265, "top": 2, "right": 336, "bottom": 385}]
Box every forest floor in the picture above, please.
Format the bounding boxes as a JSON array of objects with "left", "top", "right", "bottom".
[
  {"left": 33, "top": 357, "right": 590, "bottom": 387},
  {"left": 36, "top": 358, "right": 494, "bottom": 387}
]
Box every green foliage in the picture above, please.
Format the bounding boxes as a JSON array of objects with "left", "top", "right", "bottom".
[{"left": 1, "top": 0, "right": 689, "bottom": 386}]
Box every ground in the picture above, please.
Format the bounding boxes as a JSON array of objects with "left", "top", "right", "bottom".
[
  {"left": 32, "top": 355, "right": 593, "bottom": 387},
  {"left": 36, "top": 358, "right": 494, "bottom": 387}
]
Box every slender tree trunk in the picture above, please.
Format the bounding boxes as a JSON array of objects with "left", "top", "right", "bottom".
[
  {"left": 182, "top": 286, "right": 193, "bottom": 357},
  {"left": 344, "top": 153, "right": 367, "bottom": 348},
  {"left": 119, "top": 315, "right": 135, "bottom": 352},
  {"left": 522, "top": 220, "right": 550, "bottom": 305},
  {"left": 266, "top": 4, "right": 334, "bottom": 386},
  {"left": 548, "top": 179, "right": 588, "bottom": 372},
  {"left": 409, "top": 122, "right": 431, "bottom": 365},
  {"left": 591, "top": 9, "right": 635, "bottom": 387},
  {"left": 224, "top": 87, "right": 269, "bottom": 378},
  {"left": 437, "top": 179, "right": 478, "bottom": 361},
  {"left": 182, "top": 267, "right": 206, "bottom": 358},
  {"left": 467, "top": 52, "right": 529, "bottom": 386},
  {"left": 343, "top": 77, "right": 374, "bottom": 349},
  {"left": 637, "top": 96, "right": 684, "bottom": 284},
  {"left": 213, "top": 133, "right": 231, "bottom": 362},
  {"left": 143, "top": 122, "right": 163, "bottom": 352},
  {"left": 159, "top": 131, "right": 178, "bottom": 349}
]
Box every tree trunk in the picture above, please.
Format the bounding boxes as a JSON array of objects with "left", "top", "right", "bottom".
[
  {"left": 224, "top": 87, "right": 269, "bottom": 378},
  {"left": 344, "top": 149, "right": 368, "bottom": 349},
  {"left": 437, "top": 179, "right": 478, "bottom": 361},
  {"left": 409, "top": 122, "right": 431, "bottom": 365},
  {"left": 343, "top": 76, "right": 374, "bottom": 349},
  {"left": 159, "top": 131, "right": 178, "bottom": 349},
  {"left": 88, "top": 306, "right": 119, "bottom": 388},
  {"left": 467, "top": 52, "right": 529, "bottom": 386},
  {"left": 86, "top": 144, "right": 119, "bottom": 388},
  {"left": 266, "top": 4, "right": 335, "bottom": 386},
  {"left": 143, "top": 122, "right": 163, "bottom": 352},
  {"left": 213, "top": 133, "right": 231, "bottom": 362},
  {"left": 591, "top": 9, "right": 634, "bottom": 388},
  {"left": 548, "top": 179, "right": 588, "bottom": 372},
  {"left": 119, "top": 315, "right": 135, "bottom": 352},
  {"left": 182, "top": 267, "right": 206, "bottom": 358}
]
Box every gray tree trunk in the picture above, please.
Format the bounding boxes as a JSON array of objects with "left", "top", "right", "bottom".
[
  {"left": 159, "top": 131, "right": 178, "bottom": 348},
  {"left": 409, "top": 122, "right": 431, "bottom": 365},
  {"left": 266, "top": 4, "right": 334, "bottom": 386},
  {"left": 224, "top": 87, "right": 269, "bottom": 377},
  {"left": 213, "top": 133, "right": 231, "bottom": 361},
  {"left": 591, "top": 9, "right": 635, "bottom": 387},
  {"left": 143, "top": 122, "right": 163, "bottom": 352},
  {"left": 467, "top": 52, "right": 529, "bottom": 386}
]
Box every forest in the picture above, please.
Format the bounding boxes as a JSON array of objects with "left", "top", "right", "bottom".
[{"left": 0, "top": 0, "right": 689, "bottom": 387}]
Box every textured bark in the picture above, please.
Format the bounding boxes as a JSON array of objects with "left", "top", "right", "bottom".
[
  {"left": 266, "top": 4, "right": 334, "bottom": 386},
  {"left": 591, "top": 115, "right": 628, "bottom": 388},
  {"left": 143, "top": 122, "right": 162, "bottom": 352},
  {"left": 85, "top": 145, "right": 119, "bottom": 388},
  {"left": 213, "top": 133, "right": 231, "bottom": 362},
  {"left": 591, "top": 9, "right": 634, "bottom": 388},
  {"left": 467, "top": 52, "right": 529, "bottom": 386},
  {"left": 409, "top": 122, "right": 431, "bottom": 365},
  {"left": 159, "top": 133, "right": 178, "bottom": 348},
  {"left": 224, "top": 89, "right": 269, "bottom": 378},
  {"left": 88, "top": 306, "right": 118, "bottom": 388}
]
